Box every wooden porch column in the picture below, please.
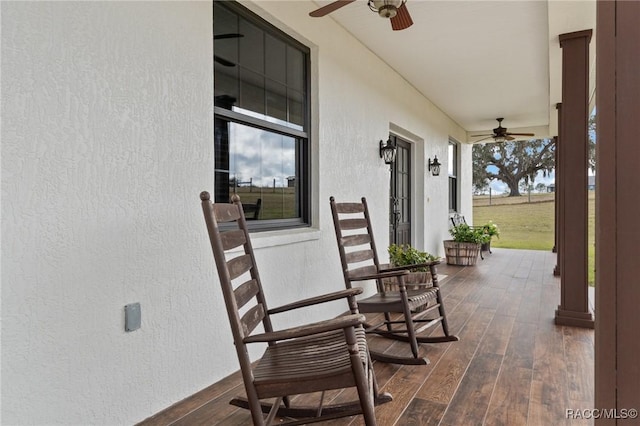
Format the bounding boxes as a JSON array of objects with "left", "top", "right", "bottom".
[
  {"left": 552, "top": 133, "right": 558, "bottom": 255},
  {"left": 553, "top": 104, "right": 562, "bottom": 277},
  {"left": 595, "top": 1, "right": 640, "bottom": 421},
  {"left": 554, "top": 29, "right": 594, "bottom": 328}
]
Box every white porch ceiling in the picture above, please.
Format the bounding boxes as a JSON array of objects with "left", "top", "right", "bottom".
[{"left": 309, "top": 0, "right": 596, "bottom": 142}]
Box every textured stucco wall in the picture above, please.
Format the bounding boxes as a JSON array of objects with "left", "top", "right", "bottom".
[{"left": 1, "top": 1, "right": 471, "bottom": 424}]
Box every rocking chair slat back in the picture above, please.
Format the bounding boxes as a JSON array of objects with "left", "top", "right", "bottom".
[
  {"left": 334, "top": 202, "right": 366, "bottom": 214},
  {"left": 241, "top": 304, "right": 266, "bottom": 337},
  {"left": 235, "top": 279, "right": 260, "bottom": 309},
  {"left": 212, "top": 203, "right": 242, "bottom": 223},
  {"left": 227, "top": 254, "right": 254, "bottom": 281},
  {"left": 339, "top": 218, "right": 369, "bottom": 230},
  {"left": 342, "top": 234, "right": 371, "bottom": 247},
  {"left": 220, "top": 229, "right": 247, "bottom": 250},
  {"left": 348, "top": 265, "right": 379, "bottom": 280},
  {"left": 201, "top": 193, "right": 272, "bottom": 344},
  {"left": 345, "top": 249, "right": 375, "bottom": 265}
]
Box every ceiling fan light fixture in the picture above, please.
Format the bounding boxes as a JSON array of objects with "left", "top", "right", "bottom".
[
  {"left": 378, "top": 5, "right": 397, "bottom": 18},
  {"left": 368, "top": 0, "right": 404, "bottom": 18},
  {"left": 494, "top": 135, "right": 507, "bottom": 143}
]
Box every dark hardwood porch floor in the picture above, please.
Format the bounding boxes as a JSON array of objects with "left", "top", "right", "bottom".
[{"left": 140, "top": 248, "right": 594, "bottom": 426}]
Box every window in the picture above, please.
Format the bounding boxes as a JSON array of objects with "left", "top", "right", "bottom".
[
  {"left": 448, "top": 140, "right": 458, "bottom": 212},
  {"left": 214, "top": 1, "right": 310, "bottom": 230}
]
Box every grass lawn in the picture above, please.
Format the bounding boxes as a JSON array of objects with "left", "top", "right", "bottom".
[
  {"left": 234, "top": 187, "right": 296, "bottom": 220},
  {"left": 473, "top": 192, "right": 596, "bottom": 285}
]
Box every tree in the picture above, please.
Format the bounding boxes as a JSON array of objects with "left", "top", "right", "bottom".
[
  {"left": 473, "top": 139, "right": 555, "bottom": 197},
  {"left": 472, "top": 151, "right": 490, "bottom": 193},
  {"left": 520, "top": 179, "right": 533, "bottom": 193},
  {"left": 535, "top": 182, "right": 547, "bottom": 193},
  {"left": 473, "top": 180, "right": 489, "bottom": 195}
]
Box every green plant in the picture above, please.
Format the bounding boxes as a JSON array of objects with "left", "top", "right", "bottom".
[
  {"left": 481, "top": 221, "right": 500, "bottom": 238},
  {"left": 388, "top": 244, "right": 438, "bottom": 272},
  {"left": 448, "top": 224, "right": 488, "bottom": 244}
]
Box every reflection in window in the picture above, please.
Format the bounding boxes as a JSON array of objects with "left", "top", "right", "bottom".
[{"left": 215, "top": 120, "right": 299, "bottom": 220}]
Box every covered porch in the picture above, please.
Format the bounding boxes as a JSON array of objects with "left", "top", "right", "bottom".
[
  {"left": 141, "top": 248, "right": 594, "bottom": 425},
  {"left": 5, "top": 0, "right": 639, "bottom": 423}
]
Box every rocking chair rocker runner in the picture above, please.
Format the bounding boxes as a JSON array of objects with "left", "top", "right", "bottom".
[
  {"left": 201, "top": 192, "right": 391, "bottom": 425},
  {"left": 330, "top": 196, "right": 459, "bottom": 365}
]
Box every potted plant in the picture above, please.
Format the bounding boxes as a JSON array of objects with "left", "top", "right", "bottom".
[
  {"left": 480, "top": 221, "right": 499, "bottom": 252},
  {"left": 384, "top": 244, "right": 440, "bottom": 291},
  {"left": 443, "top": 224, "right": 485, "bottom": 266}
]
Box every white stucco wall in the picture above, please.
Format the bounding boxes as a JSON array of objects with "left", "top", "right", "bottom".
[{"left": 1, "top": 1, "right": 471, "bottom": 424}]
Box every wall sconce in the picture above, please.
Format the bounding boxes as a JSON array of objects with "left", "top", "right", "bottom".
[
  {"left": 428, "top": 156, "right": 441, "bottom": 176},
  {"left": 379, "top": 138, "right": 397, "bottom": 166}
]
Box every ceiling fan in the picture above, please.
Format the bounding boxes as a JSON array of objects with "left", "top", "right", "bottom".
[
  {"left": 214, "top": 33, "right": 243, "bottom": 67},
  {"left": 309, "top": 0, "right": 413, "bottom": 31},
  {"left": 470, "top": 118, "right": 535, "bottom": 143}
]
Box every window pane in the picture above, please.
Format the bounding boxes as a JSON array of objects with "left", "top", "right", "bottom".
[
  {"left": 265, "top": 34, "right": 286, "bottom": 84},
  {"left": 214, "top": 120, "right": 300, "bottom": 220},
  {"left": 288, "top": 89, "right": 305, "bottom": 128},
  {"left": 214, "top": 64, "right": 239, "bottom": 106},
  {"left": 239, "top": 69, "right": 265, "bottom": 115},
  {"left": 286, "top": 46, "right": 304, "bottom": 91},
  {"left": 266, "top": 79, "right": 287, "bottom": 123},
  {"left": 239, "top": 19, "right": 264, "bottom": 74},
  {"left": 214, "top": 2, "right": 239, "bottom": 105},
  {"left": 448, "top": 143, "right": 456, "bottom": 176},
  {"left": 214, "top": 3, "right": 239, "bottom": 66},
  {"left": 449, "top": 176, "right": 457, "bottom": 212}
]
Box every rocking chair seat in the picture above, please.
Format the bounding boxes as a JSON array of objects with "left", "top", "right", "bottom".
[
  {"left": 254, "top": 328, "right": 368, "bottom": 398},
  {"left": 357, "top": 288, "right": 439, "bottom": 313}
]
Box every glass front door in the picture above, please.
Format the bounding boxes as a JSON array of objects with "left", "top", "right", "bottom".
[{"left": 389, "top": 136, "right": 411, "bottom": 246}]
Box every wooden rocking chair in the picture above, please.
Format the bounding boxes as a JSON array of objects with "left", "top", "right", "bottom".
[
  {"left": 330, "top": 196, "right": 459, "bottom": 365},
  {"left": 200, "top": 192, "right": 391, "bottom": 425}
]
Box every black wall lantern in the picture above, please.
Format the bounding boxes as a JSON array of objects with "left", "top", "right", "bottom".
[
  {"left": 428, "top": 156, "right": 441, "bottom": 176},
  {"left": 379, "top": 138, "right": 397, "bottom": 166}
]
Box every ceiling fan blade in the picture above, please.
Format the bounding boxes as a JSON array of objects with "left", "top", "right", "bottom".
[
  {"left": 214, "top": 33, "right": 243, "bottom": 40},
  {"left": 391, "top": 3, "right": 413, "bottom": 31},
  {"left": 472, "top": 136, "right": 493, "bottom": 143},
  {"left": 505, "top": 135, "right": 516, "bottom": 141},
  {"left": 309, "top": 0, "right": 356, "bottom": 17},
  {"left": 470, "top": 134, "right": 493, "bottom": 138},
  {"left": 215, "top": 55, "right": 235, "bottom": 67},
  {"left": 505, "top": 132, "right": 535, "bottom": 137}
]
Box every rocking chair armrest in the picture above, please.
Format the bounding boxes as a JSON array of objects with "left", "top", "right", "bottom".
[
  {"left": 267, "top": 288, "right": 363, "bottom": 315},
  {"left": 349, "top": 269, "right": 409, "bottom": 282},
  {"left": 243, "top": 313, "right": 366, "bottom": 343}
]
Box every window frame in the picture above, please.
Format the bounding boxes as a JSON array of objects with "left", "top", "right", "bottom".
[
  {"left": 213, "top": 1, "right": 311, "bottom": 231},
  {"left": 448, "top": 140, "right": 459, "bottom": 213}
]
